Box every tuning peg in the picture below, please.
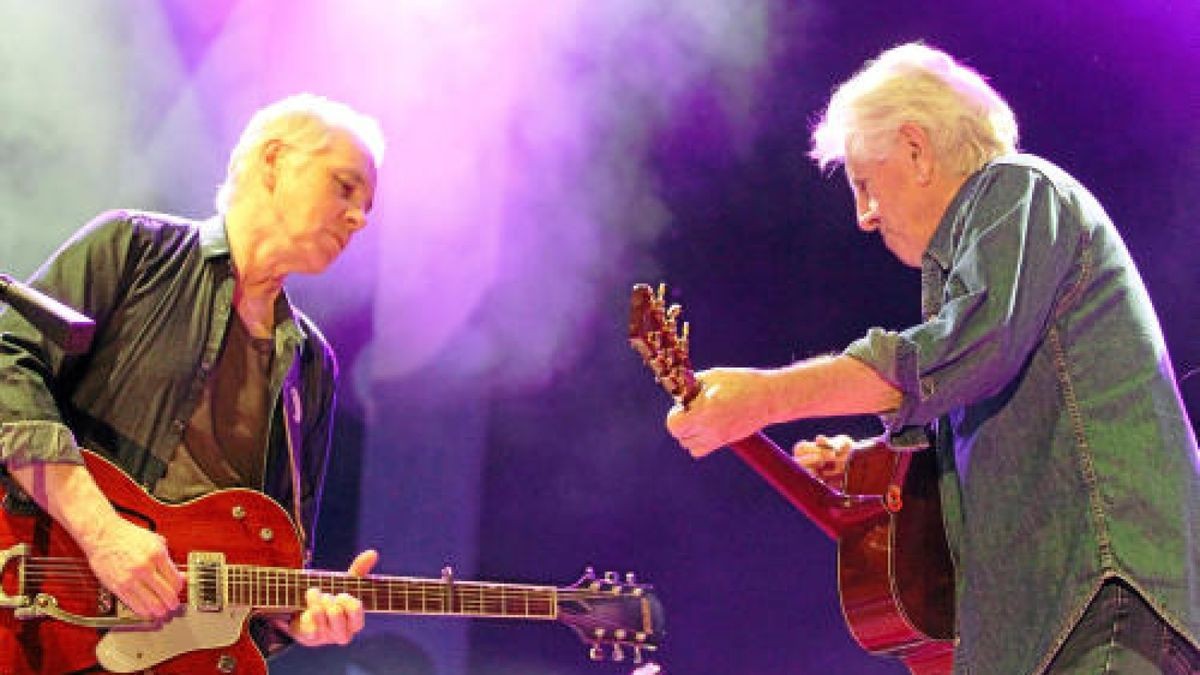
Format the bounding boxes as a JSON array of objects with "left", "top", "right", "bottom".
[
  {"left": 584, "top": 566, "right": 596, "bottom": 580},
  {"left": 604, "top": 570, "right": 618, "bottom": 583},
  {"left": 625, "top": 572, "right": 637, "bottom": 585},
  {"left": 633, "top": 646, "right": 644, "bottom": 664},
  {"left": 589, "top": 643, "right": 604, "bottom": 661},
  {"left": 612, "top": 643, "right": 625, "bottom": 662}
]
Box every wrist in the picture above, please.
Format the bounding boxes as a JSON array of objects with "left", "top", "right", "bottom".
[
  {"left": 70, "top": 506, "right": 123, "bottom": 556},
  {"left": 758, "top": 368, "right": 789, "bottom": 427}
]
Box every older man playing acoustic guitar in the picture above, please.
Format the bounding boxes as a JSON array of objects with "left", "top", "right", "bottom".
[{"left": 666, "top": 44, "right": 1199, "bottom": 674}]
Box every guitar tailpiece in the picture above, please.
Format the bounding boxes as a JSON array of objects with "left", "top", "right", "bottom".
[{"left": 14, "top": 593, "right": 154, "bottom": 628}]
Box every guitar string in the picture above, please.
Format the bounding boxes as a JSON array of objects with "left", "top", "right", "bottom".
[
  {"left": 17, "top": 559, "right": 640, "bottom": 602},
  {"left": 9, "top": 561, "right": 649, "bottom": 630}
]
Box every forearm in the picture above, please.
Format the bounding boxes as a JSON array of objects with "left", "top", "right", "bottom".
[
  {"left": 761, "top": 354, "right": 902, "bottom": 425},
  {"left": 668, "top": 354, "right": 904, "bottom": 457},
  {"left": 8, "top": 458, "right": 184, "bottom": 619},
  {"left": 7, "top": 460, "right": 122, "bottom": 553}
]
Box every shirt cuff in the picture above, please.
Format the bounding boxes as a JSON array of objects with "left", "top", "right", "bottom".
[
  {"left": 843, "top": 328, "right": 927, "bottom": 440},
  {"left": 0, "top": 421, "right": 85, "bottom": 466}
]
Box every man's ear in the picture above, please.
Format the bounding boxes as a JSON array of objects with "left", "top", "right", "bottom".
[
  {"left": 259, "top": 139, "right": 285, "bottom": 191},
  {"left": 898, "top": 123, "right": 934, "bottom": 185}
]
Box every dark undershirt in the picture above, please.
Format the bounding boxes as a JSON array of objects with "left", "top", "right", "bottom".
[{"left": 153, "top": 316, "right": 273, "bottom": 503}]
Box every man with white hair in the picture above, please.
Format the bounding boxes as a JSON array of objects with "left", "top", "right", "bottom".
[
  {"left": 0, "top": 94, "right": 382, "bottom": 662},
  {"left": 665, "top": 44, "right": 1199, "bottom": 673}
]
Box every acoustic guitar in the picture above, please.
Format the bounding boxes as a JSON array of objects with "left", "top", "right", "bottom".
[
  {"left": 0, "top": 449, "right": 665, "bottom": 674},
  {"left": 628, "top": 282, "right": 952, "bottom": 674}
]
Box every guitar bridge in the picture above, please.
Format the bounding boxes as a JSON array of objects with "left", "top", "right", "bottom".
[{"left": 188, "top": 551, "right": 226, "bottom": 612}]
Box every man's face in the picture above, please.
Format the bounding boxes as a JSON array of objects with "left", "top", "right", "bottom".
[
  {"left": 844, "top": 136, "right": 937, "bottom": 268},
  {"left": 269, "top": 130, "right": 378, "bottom": 274}
]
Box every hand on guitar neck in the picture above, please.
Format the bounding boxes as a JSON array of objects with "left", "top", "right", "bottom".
[
  {"left": 278, "top": 548, "right": 379, "bottom": 646},
  {"left": 661, "top": 366, "right": 863, "bottom": 493},
  {"left": 663, "top": 366, "right": 783, "bottom": 458}
]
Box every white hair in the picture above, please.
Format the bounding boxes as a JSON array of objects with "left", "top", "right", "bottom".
[
  {"left": 810, "top": 43, "right": 1018, "bottom": 175},
  {"left": 215, "top": 93, "right": 385, "bottom": 213}
]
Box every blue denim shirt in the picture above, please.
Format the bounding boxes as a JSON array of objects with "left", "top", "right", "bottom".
[{"left": 845, "top": 155, "right": 1200, "bottom": 674}]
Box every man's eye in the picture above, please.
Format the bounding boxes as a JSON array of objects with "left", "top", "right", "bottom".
[{"left": 334, "top": 178, "right": 355, "bottom": 197}]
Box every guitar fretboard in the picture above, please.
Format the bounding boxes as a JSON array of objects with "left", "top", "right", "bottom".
[{"left": 225, "top": 566, "right": 559, "bottom": 619}]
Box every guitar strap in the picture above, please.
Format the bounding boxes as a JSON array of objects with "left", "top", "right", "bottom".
[{"left": 281, "top": 373, "right": 310, "bottom": 565}]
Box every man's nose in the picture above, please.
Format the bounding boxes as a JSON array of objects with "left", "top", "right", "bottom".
[
  {"left": 857, "top": 199, "right": 880, "bottom": 232},
  {"left": 345, "top": 209, "right": 368, "bottom": 233}
]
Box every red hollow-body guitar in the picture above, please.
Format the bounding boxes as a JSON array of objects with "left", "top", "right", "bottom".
[
  {"left": 0, "top": 450, "right": 664, "bottom": 674},
  {"left": 629, "top": 283, "right": 954, "bottom": 674}
]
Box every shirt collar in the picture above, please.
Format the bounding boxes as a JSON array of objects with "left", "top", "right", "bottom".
[
  {"left": 199, "top": 215, "right": 308, "bottom": 343},
  {"left": 923, "top": 166, "right": 988, "bottom": 272},
  {"left": 199, "top": 215, "right": 231, "bottom": 260}
]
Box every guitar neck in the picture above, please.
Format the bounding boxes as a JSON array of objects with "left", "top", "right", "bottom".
[
  {"left": 729, "top": 433, "right": 885, "bottom": 540},
  {"left": 225, "top": 567, "right": 559, "bottom": 619}
]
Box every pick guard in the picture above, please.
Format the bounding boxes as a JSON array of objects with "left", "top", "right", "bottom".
[{"left": 97, "top": 605, "right": 251, "bottom": 672}]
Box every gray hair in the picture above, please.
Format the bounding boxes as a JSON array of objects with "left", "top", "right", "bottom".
[
  {"left": 215, "top": 93, "right": 385, "bottom": 213},
  {"left": 810, "top": 43, "right": 1018, "bottom": 175}
]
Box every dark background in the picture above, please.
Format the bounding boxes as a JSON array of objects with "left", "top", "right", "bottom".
[
  {"left": 2, "top": 1, "right": 1195, "bottom": 674},
  {"left": 284, "top": 2, "right": 1199, "bottom": 674}
]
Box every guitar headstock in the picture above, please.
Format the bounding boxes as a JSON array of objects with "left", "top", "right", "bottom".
[
  {"left": 557, "top": 567, "right": 666, "bottom": 665},
  {"left": 628, "top": 283, "right": 700, "bottom": 404}
]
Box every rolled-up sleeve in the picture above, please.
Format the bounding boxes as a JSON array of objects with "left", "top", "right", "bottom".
[
  {"left": 844, "top": 327, "right": 926, "bottom": 439},
  {"left": 0, "top": 212, "right": 139, "bottom": 467},
  {"left": 846, "top": 165, "right": 1085, "bottom": 434},
  {"left": 0, "top": 421, "right": 83, "bottom": 466}
]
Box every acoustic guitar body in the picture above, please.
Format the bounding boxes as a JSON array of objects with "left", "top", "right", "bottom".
[{"left": 837, "top": 445, "right": 955, "bottom": 674}]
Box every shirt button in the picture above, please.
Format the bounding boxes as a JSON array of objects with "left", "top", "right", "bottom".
[
  {"left": 172, "top": 419, "right": 187, "bottom": 433},
  {"left": 920, "top": 378, "right": 936, "bottom": 399},
  {"left": 289, "top": 387, "right": 303, "bottom": 424}
]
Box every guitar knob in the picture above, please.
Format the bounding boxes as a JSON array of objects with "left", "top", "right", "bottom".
[
  {"left": 589, "top": 643, "right": 604, "bottom": 661},
  {"left": 217, "top": 654, "right": 236, "bottom": 673}
]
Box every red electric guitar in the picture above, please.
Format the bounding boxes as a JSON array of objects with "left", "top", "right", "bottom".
[
  {"left": 628, "top": 282, "right": 953, "bottom": 674},
  {"left": 0, "top": 450, "right": 664, "bottom": 674}
]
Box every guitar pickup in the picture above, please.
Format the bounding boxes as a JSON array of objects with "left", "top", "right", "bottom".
[{"left": 188, "top": 551, "right": 226, "bottom": 612}]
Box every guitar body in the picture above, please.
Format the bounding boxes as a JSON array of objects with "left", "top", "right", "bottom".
[
  {"left": 0, "top": 450, "right": 302, "bottom": 674},
  {"left": 728, "top": 436, "right": 955, "bottom": 675},
  {"left": 836, "top": 444, "right": 954, "bottom": 674},
  {"left": 1, "top": 450, "right": 665, "bottom": 672}
]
